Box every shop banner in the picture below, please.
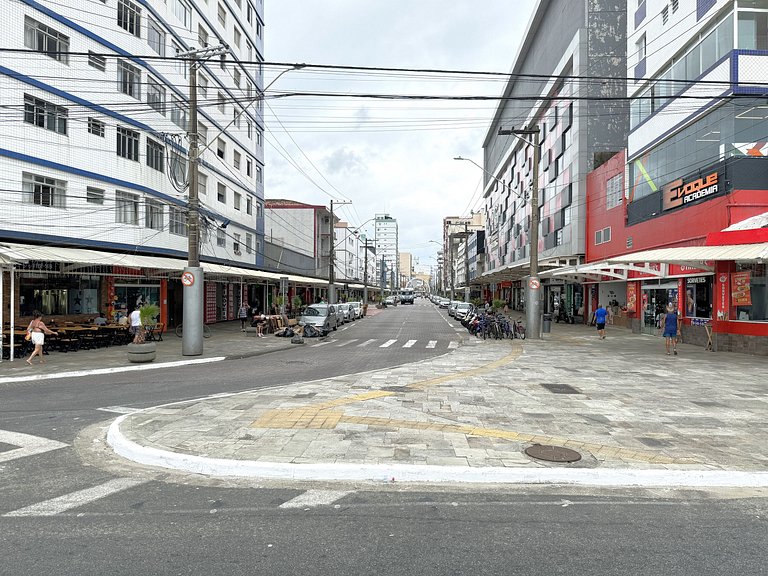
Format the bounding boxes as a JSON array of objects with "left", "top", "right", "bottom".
[
  {"left": 716, "top": 272, "right": 730, "bottom": 320},
  {"left": 731, "top": 271, "right": 752, "bottom": 306},
  {"left": 626, "top": 283, "right": 637, "bottom": 313}
]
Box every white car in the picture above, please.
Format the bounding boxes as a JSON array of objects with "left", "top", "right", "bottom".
[
  {"left": 348, "top": 301, "right": 363, "bottom": 318},
  {"left": 338, "top": 303, "right": 355, "bottom": 322}
]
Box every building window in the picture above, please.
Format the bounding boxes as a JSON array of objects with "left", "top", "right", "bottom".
[
  {"left": 170, "top": 97, "right": 188, "bottom": 129},
  {"left": 246, "top": 196, "right": 252, "bottom": 215},
  {"left": 245, "top": 233, "right": 253, "bottom": 254},
  {"left": 172, "top": 41, "right": 187, "bottom": 78},
  {"left": 662, "top": 5, "right": 669, "bottom": 25},
  {"left": 198, "top": 25, "right": 209, "bottom": 48},
  {"left": 171, "top": 0, "right": 192, "bottom": 29},
  {"left": 256, "top": 201, "right": 262, "bottom": 218},
  {"left": 233, "top": 27, "right": 242, "bottom": 50},
  {"left": 256, "top": 130, "right": 262, "bottom": 147},
  {"left": 24, "top": 17, "right": 69, "bottom": 64},
  {"left": 115, "top": 191, "right": 139, "bottom": 224},
  {"left": 233, "top": 150, "right": 241, "bottom": 170},
  {"left": 199, "top": 74, "right": 208, "bottom": 99},
  {"left": 233, "top": 233, "right": 241, "bottom": 254},
  {"left": 255, "top": 165, "right": 263, "bottom": 183},
  {"left": 233, "top": 68, "right": 241, "bottom": 88},
  {"left": 146, "top": 138, "right": 164, "bottom": 171},
  {"left": 233, "top": 107, "right": 242, "bottom": 128},
  {"left": 117, "top": 0, "right": 141, "bottom": 36},
  {"left": 117, "top": 126, "right": 140, "bottom": 161},
  {"left": 198, "top": 123, "right": 208, "bottom": 146},
  {"left": 233, "top": 192, "right": 241, "bottom": 210},
  {"left": 88, "top": 117, "right": 105, "bottom": 137},
  {"left": 732, "top": 264, "right": 766, "bottom": 321},
  {"left": 218, "top": 3, "right": 227, "bottom": 28},
  {"left": 81, "top": 188, "right": 104, "bottom": 209},
  {"left": 147, "top": 77, "right": 166, "bottom": 115},
  {"left": 217, "top": 228, "right": 226, "bottom": 247},
  {"left": 169, "top": 205, "right": 188, "bottom": 236},
  {"left": 216, "top": 138, "right": 226, "bottom": 160},
  {"left": 218, "top": 91, "right": 226, "bottom": 113},
  {"left": 145, "top": 199, "right": 164, "bottom": 230},
  {"left": 217, "top": 182, "right": 226, "bottom": 203},
  {"left": 147, "top": 16, "right": 165, "bottom": 55},
  {"left": 88, "top": 51, "right": 106, "bottom": 71},
  {"left": 24, "top": 94, "right": 67, "bottom": 135},
  {"left": 606, "top": 173, "right": 623, "bottom": 210},
  {"left": 198, "top": 172, "right": 208, "bottom": 196},
  {"left": 246, "top": 119, "right": 252, "bottom": 139},
  {"left": 117, "top": 60, "right": 141, "bottom": 99},
  {"left": 246, "top": 158, "right": 252, "bottom": 177},
  {"left": 247, "top": 2, "right": 253, "bottom": 23},
  {"left": 595, "top": 226, "right": 612, "bottom": 245},
  {"left": 169, "top": 150, "right": 187, "bottom": 183},
  {"left": 22, "top": 172, "right": 66, "bottom": 208}
]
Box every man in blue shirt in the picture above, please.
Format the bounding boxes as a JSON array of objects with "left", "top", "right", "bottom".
[{"left": 594, "top": 304, "right": 608, "bottom": 339}]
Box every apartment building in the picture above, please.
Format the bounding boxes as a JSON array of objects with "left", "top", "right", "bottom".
[
  {"left": 374, "top": 213, "right": 398, "bottom": 291},
  {"left": 1, "top": 0, "right": 267, "bottom": 325}
]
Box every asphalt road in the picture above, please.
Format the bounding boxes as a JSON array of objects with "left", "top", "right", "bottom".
[{"left": 1, "top": 300, "right": 766, "bottom": 575}]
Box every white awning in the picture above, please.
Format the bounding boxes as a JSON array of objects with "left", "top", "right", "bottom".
[{"left": 606, "top": 243, "right": 768, "bottom": 265}]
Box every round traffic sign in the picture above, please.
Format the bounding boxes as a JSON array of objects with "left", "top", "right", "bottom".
[
  {"left": 181, "top": 271, "right": 195, "bottom": 286},
  {"left": 528, "top": 278, "right": 540, "bottom": 290}
]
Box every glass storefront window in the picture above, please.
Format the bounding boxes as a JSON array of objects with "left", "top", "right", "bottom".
[
  {"left": 733, "top": 264, "right": 767, "bottom": 321},
  {"left": 114, "top": 284, "right": 161, "bottom": 322},
  {"left": 685, "top": 277, "right": 713, "bottom": 318},
  {"left": 20, "top": 275, "right": 101, "bottom": 316}
]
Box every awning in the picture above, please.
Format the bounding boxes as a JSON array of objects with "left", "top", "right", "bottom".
[{"left": 606, "top": 243, "right": 768, "bottom": 265}]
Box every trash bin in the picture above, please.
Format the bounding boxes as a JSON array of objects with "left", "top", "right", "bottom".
[{"left": 542, "top": 313, "right": 552, "bottom": 334}]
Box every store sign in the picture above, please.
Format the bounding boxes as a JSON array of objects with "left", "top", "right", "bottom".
[
  {"left": 686, "top": 276, "right": 708, "bottom": 284},
  {"left": 716, "top": 273, "right": 729, "bottom": 320},
  {"left": 662, "top": 168, "right": 722, "bottom": 211},
  {"left": 626, "top": 283, "right": 637, "bottom": 313},
  {"left": 731, "top": 271, "right": 752, "bottom": 306}
]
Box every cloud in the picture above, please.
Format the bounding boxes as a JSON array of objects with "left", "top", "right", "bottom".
[{"left": 323, "top": 147, "right": 366, "bottom": 175}]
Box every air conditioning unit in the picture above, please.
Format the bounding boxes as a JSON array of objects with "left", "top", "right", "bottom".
[{"left": 234, "top": 249, "right": 242, "bottom": 256}]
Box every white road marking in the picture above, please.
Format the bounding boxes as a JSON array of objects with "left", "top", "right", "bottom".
[
  {"left": 0, "top": 430, "right": 68, "bottom": 464},
  {"left": 357, "top": 339, "right": 377, "bottom": 347},
  {"left": 4, "top": 478, "right": 146, "bottom": 517},
  {"left": 448, "top": 341, "right": 459, "bottom": 349},
  {"left": 279, "top": 490, "right": 352, "bottom": 509},
  {"left": 380, "top": 339, "right": 398, "bottom": 348},
  {"left": 335, "top": 339, "right": 358, "bottom": 347},
  {"left": 426, "top": 340, "right": 437, "bottom": 349},
  {"left": 97, "top": 406, "right": 140, "bottom": 415},
  {"left": 312, "top": 341, "right": 333, "bottom": 347},
  {"left": 403, "top": 339, "right": 417, "bottom": 348}
]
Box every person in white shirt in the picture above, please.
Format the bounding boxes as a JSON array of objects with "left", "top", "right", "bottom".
[{"left": 129, "top": 305, "right": 142, "bottom": 343}]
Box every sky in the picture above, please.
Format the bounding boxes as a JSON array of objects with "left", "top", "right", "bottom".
[{"left": 263, "top": 1, "right": 536, "bottom": 273}]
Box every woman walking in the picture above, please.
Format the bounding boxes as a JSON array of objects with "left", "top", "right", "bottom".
[
  {"left": 238, "top": 302, "right": 249, "bottom": 331},
  {"left": 25, "top": 311, "right": 58, "bottom": 365}
]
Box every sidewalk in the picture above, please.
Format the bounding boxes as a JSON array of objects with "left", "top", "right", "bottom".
[{"left": 107, "top": 323, "right": 768, "bottom": 487}]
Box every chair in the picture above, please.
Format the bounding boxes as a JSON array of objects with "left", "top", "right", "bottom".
[
  {"left": 57, "top": 331, "right": 80, "bottom": 352},
  {"left": 152, "top": 322, "right": 164, "bottom": 342}
]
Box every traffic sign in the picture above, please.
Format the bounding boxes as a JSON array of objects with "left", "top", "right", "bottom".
[
  {"left": 181, "top": 271, "right": 195, "bottom": 286},
  {"left": 528, "top": 278, "right": 540, "bottom": 290}
]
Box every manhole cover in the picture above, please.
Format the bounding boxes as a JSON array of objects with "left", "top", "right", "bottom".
[{"left": 525, "top": 444, "right": 582, "bottom": 463}]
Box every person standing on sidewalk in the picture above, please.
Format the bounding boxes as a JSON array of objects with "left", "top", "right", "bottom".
[
  {"left": 238, "top": 303, "right": 249, "bottom": 331},
  {"left": 594, "top": 304, "right": 608, "bottom": 339},
  {"left": 129, "top": 305, "right": 142, "bottom": 344},
  {"left": 663, "top": 303, "right": 681, "bottom": 356}
]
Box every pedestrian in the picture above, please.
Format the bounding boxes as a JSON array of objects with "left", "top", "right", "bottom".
[
  {"left": 129, "top": 305, "right": 143, "bottom": 343},
  {"left": 663, "top": 303, "right": 681, "bottom": 356},
  {"left": 238, "top": 302, "right": 249, "bottom": 331},
  {"left": 25, "top": 311, "right": 58, "bottom": 365},
  {"left": 606, "top": 303, "right": 615, "bottom": 325},
  {"left": 594, "top": 303, "right": 608, "bottom": 339}
]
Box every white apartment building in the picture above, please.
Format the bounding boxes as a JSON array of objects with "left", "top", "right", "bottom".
[
  {"left": 1, "top": 0, "right": 266, "bottom": 323},
  {"left": 374, "top": 213, "right": 398, "bottom": 291}
]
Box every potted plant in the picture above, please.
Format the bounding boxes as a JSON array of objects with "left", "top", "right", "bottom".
[
  {"left": 127, "top": 303, "right": 160, "bottom": 363},
  {"left": 291, "top": 295, "right": 303, "bottom": 315}
]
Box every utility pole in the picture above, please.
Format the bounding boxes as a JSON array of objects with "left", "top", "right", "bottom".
[
  {"left": 464, "top": 222, "right": 470, "bottom": 302},
  {"left": 181, "top": 44, "right": 227, "bottom": 356},
  {"left": 499, "top": 125, "right": 541, "bottom": 338},
  {"left": 363, "top": 238, "right": 369, "bottom": 305},
  {"left": 327, "top": 199, "right": 351, "bottom": 304}
]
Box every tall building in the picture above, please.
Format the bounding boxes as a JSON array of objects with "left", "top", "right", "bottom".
[
  {"left": 374, "top": 213, "right": 398, "bottom": 291},
  {"left": 478, "top": 0, "right": 628, "bottom": 310},
  {"left": 1, "top": 0, "right": 265, "bottom": 324},
  {"left": 398, "top": 252, "right": 413, "bottom": 288}
]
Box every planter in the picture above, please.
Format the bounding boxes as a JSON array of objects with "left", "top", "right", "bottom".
[{"left": 127, "top": 342, "right": 157, "bottom": 363}]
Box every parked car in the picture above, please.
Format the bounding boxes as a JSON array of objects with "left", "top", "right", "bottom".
[
  {"left": 298, "top": 304, "right": 338, "bottom": 335},
  {"left": 338, "top": 303, "right": 355, "bottom": 322},
  {"left": 348, "top": 301, "right": 363, "bottom": 318},
  {"left": 448, "top": 301, "right": 461, "bottom": 317},
  {"left": 333, "top": 304, "right": 346, "bottom": 325},
  {"left": 454, "top": 302, "right": 474, "bottom": 321},
  {"left": 384, "top": 296, "right": 396, "bottom": 305}
]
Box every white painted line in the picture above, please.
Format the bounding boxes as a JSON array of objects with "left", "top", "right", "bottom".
[
  {"left": 380, "top": 339, "right": 398, "bottom": 348},
  {"left": 4, "top": 478, "right": 145, "bottom": 517},
  {"left": 426, "top": 340, "right": 437, "bottom": 349},
  {"left": 312, "top": 341, "right": 333, "bottom": 347},
  {"left": 97, "top": 406, "right": 141, "bottom": 415},
  {"left": 448, "top": 341, "right": 459, "bottom": 349},
  {"left": 279, "top": 489, "right": 352, "bottom": 509},
  {"left": 403, "top": 340, "right": 417, "bottom": 348},
  {"left": 357, "top": 339, "right": 377, "bottom": 347},
  {"left": 0, "top": 430, "right": 68, "bottom": 464},
  {"left": 335, "top": 339, "right": 357, "bottom": 348},
  {"left": 0, "top": 357, "right": 227, "bottom": 385}
]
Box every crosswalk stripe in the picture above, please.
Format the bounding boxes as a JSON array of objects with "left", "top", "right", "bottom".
[
  {"left": 448, "top": 341, "right": 459, "bottom": 349},
  {"left": 380, "top": 339, "right": 397, "bottom": 348},
  {"left": 357, "top": 339, "right": 377, "bottom": 347},
  {"left": 403, "top": 339, "right": 417, "bottom": 348},
  {"left": 4, "top": 478, "right": 146, "bottom": 517},
  {"left": 335, "top": 339, "right": 357, "bottom": 347},
  {"left": 279, "top": 490, "right": 351, "bottom": 509},
  {"left": 0, "top": 430, "right": 68, "bottom": 464},
  {"left": 426, "top": 340, "right": 437, "bottom": 349}
]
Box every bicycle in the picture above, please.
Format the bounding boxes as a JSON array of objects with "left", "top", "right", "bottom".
[
  {"left": 512, "top": 319, "right": 526, "bottom": 339},
  {"left": 175, "top": 323, "right": 212, "bottom": 338}
]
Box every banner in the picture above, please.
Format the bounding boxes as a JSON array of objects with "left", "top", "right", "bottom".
[
  {"left": 731, "top": 271, "right": 752, "bottom": 306},
  {"left": 626, "top": 283, "right": 637, "bottom": 313}
]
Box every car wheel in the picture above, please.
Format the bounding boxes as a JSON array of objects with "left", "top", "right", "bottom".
[{"left": 332, "top": 325, "right": 337, "bottom": 331}]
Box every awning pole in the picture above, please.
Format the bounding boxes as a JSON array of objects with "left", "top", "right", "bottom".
[
  {"left": 10, "top": 266, "right": 15, "bottom": 361},
  {"left": 0, "top": 265, "right": 4, "bottom": 364}
]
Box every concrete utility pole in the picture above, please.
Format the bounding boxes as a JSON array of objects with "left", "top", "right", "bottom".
[
  {"left": 464, "top": 223, "right": 470, "bottom": 302},
  {"left": 181, "top": 44, "right": 227, "bottom": 356},
  {"left": 363, "top": 238, "right": 369, "bottom": 304},
  {"left": 328, "top": 199, "right": 351, "bottom": 304},
  {"left": 499, "top": 125, "right": 541, "bottom": 339}
]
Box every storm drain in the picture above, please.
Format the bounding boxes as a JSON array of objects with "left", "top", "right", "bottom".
[
  {"left": 540, "top": 383, "right": 581, "bottom": 394},
  {"left": 525, "top": 444, "right": 582, "bottom": 463}
]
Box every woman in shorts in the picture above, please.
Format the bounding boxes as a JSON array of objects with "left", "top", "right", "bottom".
[{"left": 25, "top": 311, "right": 59, "bottom": 365}]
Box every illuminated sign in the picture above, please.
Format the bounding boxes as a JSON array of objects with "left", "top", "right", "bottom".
[{"left": 662, "top": 169, "right": 722, "bottom": 211}]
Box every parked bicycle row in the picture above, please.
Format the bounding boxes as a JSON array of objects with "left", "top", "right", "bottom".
[{"left": 430, "top": 296, "right": 526, "bottom": 340}]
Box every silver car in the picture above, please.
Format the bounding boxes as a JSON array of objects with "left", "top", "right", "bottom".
[
  {"left": 298, "top": 304, "right": 338, "bottom": 335},
  {"left": 338, "top": 303, "right": 355, "bottom": 322},
  {"left": 348, "top": 301, "right": 363, "bottom": 318}
]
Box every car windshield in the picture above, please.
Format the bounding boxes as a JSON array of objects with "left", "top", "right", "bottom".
[{"left": 304, "top": 307, "right": 325, "bottom": 317}]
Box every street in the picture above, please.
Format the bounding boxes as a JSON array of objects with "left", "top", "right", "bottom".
[{"left": 1, "top": 301, "right": 766, "bottom": 575}]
